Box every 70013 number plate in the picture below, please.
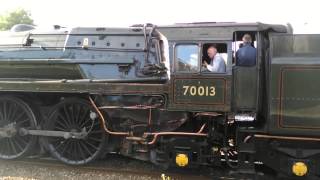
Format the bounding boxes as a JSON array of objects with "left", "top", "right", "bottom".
[{"left": 173, "top": 78, "right": 226, "bottom": 105}]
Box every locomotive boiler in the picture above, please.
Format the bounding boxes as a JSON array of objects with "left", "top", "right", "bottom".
[{"left": 0, "top": 22, "right": 319, "bottom": 178}]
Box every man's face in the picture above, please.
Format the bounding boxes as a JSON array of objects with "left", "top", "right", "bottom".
[{"left": 207, "top": 47, "right": 217, "bottom": 59}]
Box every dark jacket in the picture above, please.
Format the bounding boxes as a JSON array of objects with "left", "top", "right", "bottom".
[{"left": 236, "top": 43, "right": 256, "bottom": 66}]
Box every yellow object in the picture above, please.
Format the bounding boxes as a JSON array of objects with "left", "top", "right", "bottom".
[
  {"left": 175, "top": 153, "right": 189, "bottom": 167},
  {"left": 161, "top": 174, "right": 171, "bottom": 180},
  {"left": 292, "top": 162, "right": 308, "bottom": 176}
]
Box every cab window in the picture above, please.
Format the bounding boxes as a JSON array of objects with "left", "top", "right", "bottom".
[
  {"left": 201, "top": 43, "right": 228, "bottom": 73},
  {"left": 175, "top": 44, "right": 199, "bottom": 73}
]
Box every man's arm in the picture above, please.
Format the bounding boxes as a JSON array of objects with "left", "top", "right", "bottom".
[{"left": 206, "top": 63, "right": 214, "bottom": 72}]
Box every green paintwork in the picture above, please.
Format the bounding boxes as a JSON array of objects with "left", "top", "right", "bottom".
[
  {"left": 0, "top": 63, "right": 82, "bottom": 79},
  {"left": 280, "top": 68, "right": 320, "bottom": 128},
  {"left": 269, "top": 34, "right": 320, "bottom": 136},
  {"left": 232, "top": 66, "right": 258, "bottom": 110},
  {"left": 0, "top": 80, "right": 168, "bottom": 94}
]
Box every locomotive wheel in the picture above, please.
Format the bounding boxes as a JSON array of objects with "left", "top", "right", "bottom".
[
  {"left": 44, "top": 98, "right": 106, "bottom": 165},
  {"left": 0, "top": 96, "right": 37, "bottom": 159}
]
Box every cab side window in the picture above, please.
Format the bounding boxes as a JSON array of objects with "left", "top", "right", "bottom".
[{"left": 175, "top": 44, "right": 199, "bottom": 73}]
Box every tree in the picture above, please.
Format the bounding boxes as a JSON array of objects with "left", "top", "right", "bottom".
[{"left": 0, "top": 9, "right": 34, "bottom": 31}]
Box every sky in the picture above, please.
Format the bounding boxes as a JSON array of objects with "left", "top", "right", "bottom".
[{"left": 0, "top": 0, "right": 319, "bottom": 34}]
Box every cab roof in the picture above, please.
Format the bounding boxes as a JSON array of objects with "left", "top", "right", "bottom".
[
  {"left": 159, "top": 22, "right": 288, "bottom": 33},
  {"left": 158, "top": 22, "right": 290, "bottom": 41}
]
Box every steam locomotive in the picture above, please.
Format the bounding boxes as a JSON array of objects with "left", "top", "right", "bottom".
[{"left": 0, "top": 22, "right": 319, "bottom": 178}]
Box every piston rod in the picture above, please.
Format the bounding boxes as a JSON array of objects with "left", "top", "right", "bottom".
[{"left": 19, "top": 128, "right": 88, "bottom": 139}]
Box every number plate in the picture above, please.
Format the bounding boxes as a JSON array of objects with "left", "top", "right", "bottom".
[{"left": 173, "top": 78, "right": 226, "bottom": 105}]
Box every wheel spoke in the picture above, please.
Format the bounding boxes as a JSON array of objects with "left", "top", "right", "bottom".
[
  {"left": 78, "top": 107, "right": 88, "bottom": 122},
  {"left": 70, "top": 105, "right": 76, "bottom": 125},
  {"left": 0, "top": 138, "right": 8, "bottom": 155},
  {"left": 87, "top": 136, "right": 102, "bottom": 143},
  {"left": 8, "top": 102, "right": 20, "bottom": 122},
  {"left": 6, "top": 102, "right": 13, "bottom": 122},
  {"left": 3, "top": 101, "right": 7, "bottom": 121},
  {"left": 14, "top": 111, "right": 27, "bottom": 124},
  {"left": 55, "top": 118, "right": 68, "bottom": 130},
  {"left": 52, "top": 139, "right": 67, "bottom": 151},
  {"left": 79, "top": 140, "right": 94, "bottom": 157},
  {"left": 57, "top": 113, "right": 70, "bottom": 128},
  {"left": 54, "top": 125, "right": 66, "bottom": 131},
  {"left": 15, "top": 135, "right": 29, "bottom": 146},
  {"left": 16, "top": 119, "right": 29, "bottom": 125},
  {"left": 71, "top": 141, "right": 78, "bottom": 160},
  {"left": 12, "top": 139, "right": 24, "bottom": 152},
  {"left": 0, "top": 103, "right": 5, "bottom": 121},
  {"left": 83, "top": 140, "right": 99, "bottom": 151},
  {"left": 58, "top": 140, "right": 71, "bottom": 156},
  {"left": 86, "top": 120, "right": 99, "bottom": 130},
  {"left": 63, "top": 106, "right": 73, "bottom": 127},
  {"left": 9, "top": 103, "right": 19, "bottom": 121},
  {"left": 89, "top": 130, "right": 103, "bottom": 134},
  {"left": 79, "top": 109, "right": 90, "bottom": 128},
  {"left": 7, "top": 138, "right": 18, "bottom": 155},
  {"left": 1, "top": 138, "right": 9, "bottom": 155},
  {"left": 76, "top": 141, "right": 87, "bottom": 160},
  {"left": 75, "top": 105, "right": 81, "bottom": 124}
]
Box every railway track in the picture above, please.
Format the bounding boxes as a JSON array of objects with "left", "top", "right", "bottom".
[
  {"left": 0, "top": 154, "right": 279, "bottom": 180},
  {"left": 0, "top": 154, "right": 214, "bottom": 180}
]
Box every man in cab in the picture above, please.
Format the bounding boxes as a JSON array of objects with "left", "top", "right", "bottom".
[
  {"left": 202, "top": 45, "right": 226, "bottom": 73},
  {"left": 236, "top": 34, "right": 256, "bottom": 66}
]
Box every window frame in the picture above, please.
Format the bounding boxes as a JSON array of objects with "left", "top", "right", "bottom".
[
  {"left": 172, "top": 41, "right": 232, "bottom": 75},
  {"left": 200, "top": 42, "right": 230, "bottom": 74},
  {"left": 173, "top": 43, "right": 201, "bottom": 74}
]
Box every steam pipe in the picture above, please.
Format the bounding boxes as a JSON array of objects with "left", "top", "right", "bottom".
[
  {"left": 89, "top": 96, "right": 129, "bottom": 136},
  {"left": 144, "top": 124, "right": 207, "bottom": 145}
]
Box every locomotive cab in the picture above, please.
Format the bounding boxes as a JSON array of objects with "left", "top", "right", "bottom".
[{"left": 159, "top": 23, "right": 271, "bottom": 115}]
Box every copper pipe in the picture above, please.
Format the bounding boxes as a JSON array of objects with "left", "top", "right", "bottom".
[
  {"left": 197, "top": 123, "right": 206, "bottom": 133},
  {"left": 144, "top": 124, "right": 207, "bottom": 145},
  {"left": 89, "top": 97, "right": 129, "bottom": 136},
  {"left": 254, "top": 134, "right": 320, "bottom": 141},
  {"left": 194, "top": 112, "right": 221, "bottom": 117},
  {"left": 90, "top": 96, "right": 208, "bottom": 143},
  {"left": 243, "top": 135, "right": 252, "bottom": 143}
]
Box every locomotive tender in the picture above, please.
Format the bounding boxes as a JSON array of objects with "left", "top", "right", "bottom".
[{"left": 0, "top": 22, "right": 319, "bottom": 178}]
